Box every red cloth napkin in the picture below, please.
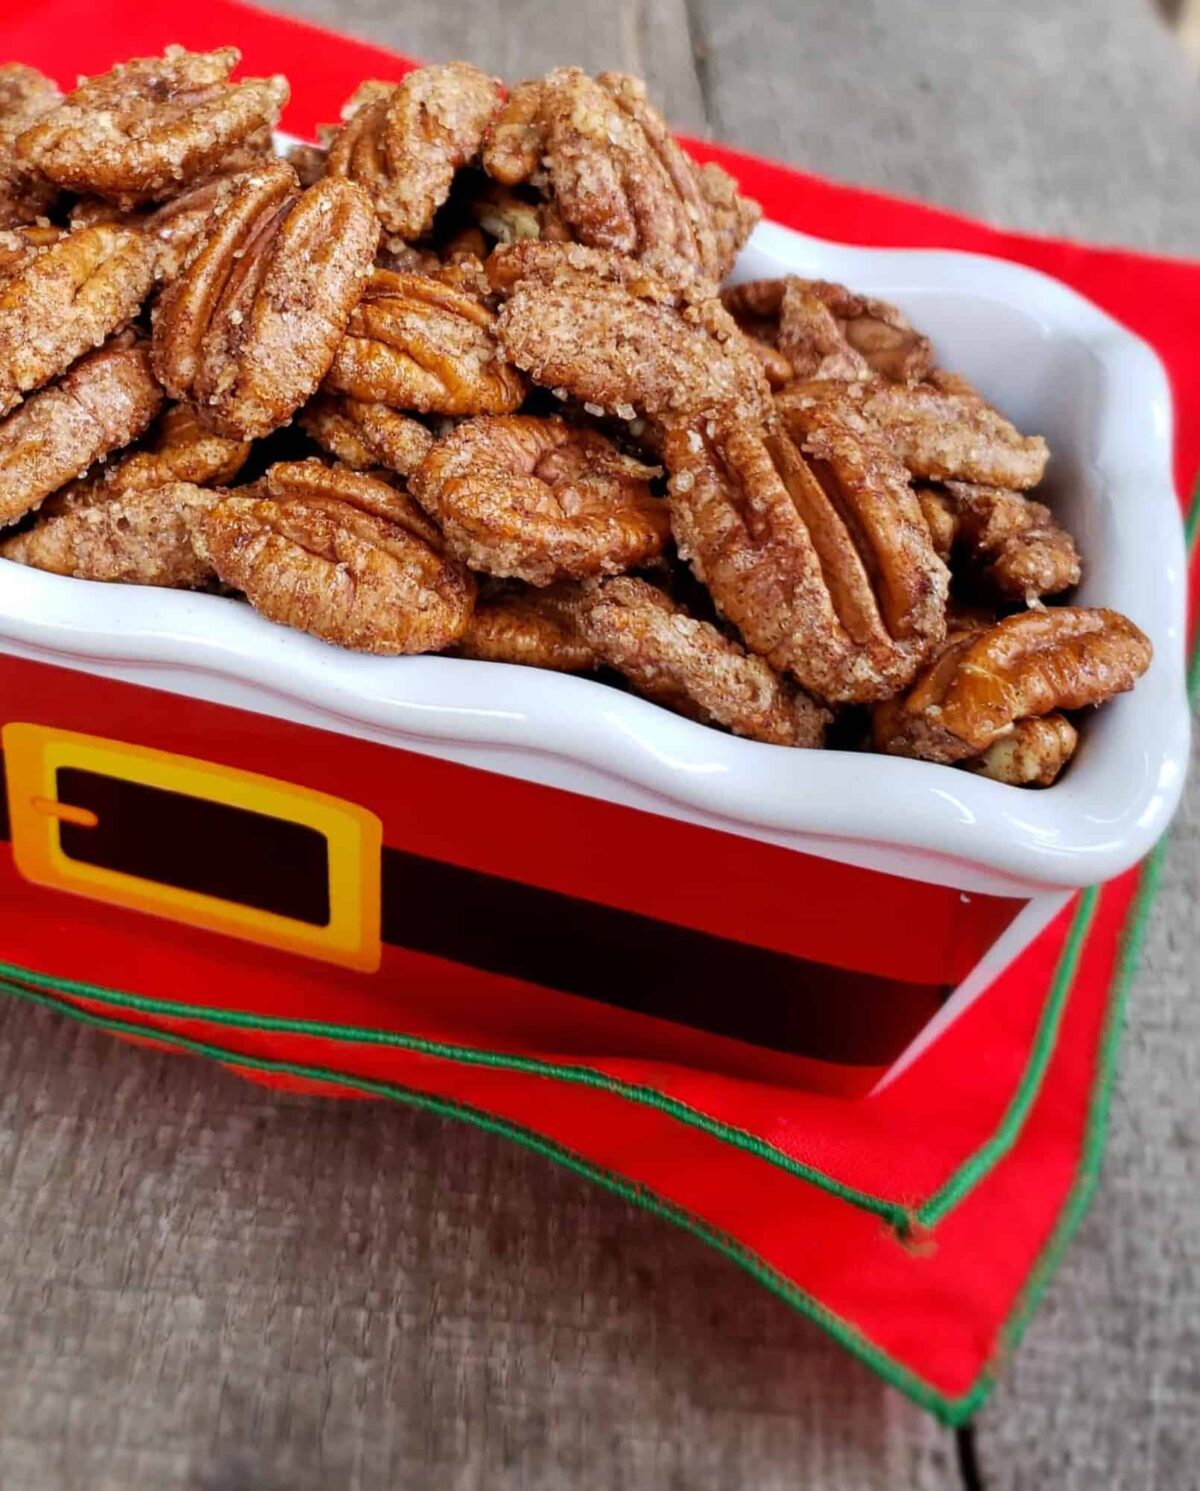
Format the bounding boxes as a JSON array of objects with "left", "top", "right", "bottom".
[{"left": 2, "top": 0, "right": 1197, "bottom": 1422}]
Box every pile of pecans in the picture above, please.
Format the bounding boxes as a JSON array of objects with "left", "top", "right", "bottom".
[{"left": 0, "top": 48, "right": 1152, "bottom": 785}]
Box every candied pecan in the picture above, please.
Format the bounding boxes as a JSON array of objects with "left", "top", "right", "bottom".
[
  {"left": 790, "top": 376, "right": 1050, "bottom": 490},
  {"left": 153, "top": 163, "right": 379, "bottom": 439},
  {"left": 374, "top": 240, "right": 443, "bottom": 275},
  {"left": 15, "top": 47, "right": 288, "bottom": 207},
  {"left": 964, "top": 713, "right": 1078, "bottom": 787},
  {"left": 324, "top": 268, "right": 525, "bottom": 417},
  {"left": 455, "top": 582, "right": 596, "bottom": 671},
  {"left": 0, "top": 223, "right": 155, "bottom": 416},
  {"left": 724, "top": 278, "right": 865, "bottom": 382},
  {"left": 65, "top": 403, "right": 250, "bottom": 502},
  {"left": 945, "top": 596, "right": 1001, "bottom": 634},
  {"left": 723, "top": 277, "right": 932, "bottom": 384},
  {"left": 0, "top": 332, "right": 163, "bottom": 527},
  {"left": 663, "top": 396, "right": 948, "bottom": 704},
  {"left": 204, "top": 460, "right": 475, "bottom": 654},
  {"left": 743, "top": 333, "right": 795, "bottom": 390},
  {"left": 950, "top": 480, "right": 1080, "bottom": 598},
  {"left": 0, "top": 223, "right": 62, "bottom": 278},
  {"left": 922, "top": 480, "right": 1081, "bottom": 600},
  {"left": 68, "top": 160, "right": 269, "bottom": 284},
  {"left": 872, "top": 608, "right": 1152, "bottom": 764},
  {"left": 483, "top": 68, "right": 758, "bottom": 280},
  {"left": 490, "top": 241, "right": 769, "bottom": 425},
  {"left": 916, "top": 484, "right": 957, "bottom": 560},
  {"left": 325, "top": 65, "right": 501, "bottom": 240},
  {"left": 579, "top": 576, "right": 827, "bottom": 747},
  {"left": 0, "top": 479, "right": 220, "bottom": 588},
  {"left": 465, "top": 180, "right": 571, "bottom": 247},
  {"left": 0, "top": 64, "right": 61, "bottom": 228},
  {"left": 300, "top": 392, "right": 434, "bottom": 477},
  {"left": 410, "top": 415, "right": 669, "bottom": 584},
  {"left": 138, "top": 165, "right": 274, "bottom": 282},
  {"left": 287, "top": 141, "right": 328, "bottom": 188}
]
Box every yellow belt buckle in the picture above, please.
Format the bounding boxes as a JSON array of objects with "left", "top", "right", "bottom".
[{"left": 2, "top": 722, "right": 382, "bottom": 973}]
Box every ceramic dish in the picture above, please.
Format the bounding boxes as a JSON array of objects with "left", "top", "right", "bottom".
[{"left": 0, "top": 217, "right": 1189, "bottom": 900}]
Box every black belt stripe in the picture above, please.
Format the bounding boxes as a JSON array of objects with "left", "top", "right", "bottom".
[{"left": 0, "top": 748, "right": 942, "bottom": 1064}]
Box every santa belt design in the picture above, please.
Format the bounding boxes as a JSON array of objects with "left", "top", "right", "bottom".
[{"left": 0, "top": 724, "right": 946, "bottom": 1066}]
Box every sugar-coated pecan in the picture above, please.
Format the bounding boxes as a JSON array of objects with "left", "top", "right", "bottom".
[
  {"left": 723, "top": 277, "right": 932, "bottom": 384},
  {"left": 915, "top": 484, "right": 956, "bottom": 561},
  {"left": 124, "top": 164, "right": 277, "bottom": 283},
  {"left": 0, "top": 223, "right": 155, "bottom": 416},
  {"left": 68, "top": 403, "right": 251, "bottom": 501},
  {"left": 300, "top": 392, "right": 434, "bottom": 477},
  {"left": 872, "top": 608, "right": 1152, "bottom": 764},
  {"left": 205, "top": 460, "right": 475, "bottom": 654},
  {"left": 790, "top": 375, "right": 1049, "bottom": 490},
  {"left": 490, "top": 241, "right": 769, "bottom": 425},
  {"left": 0, "top": 64, "right": 61, "bottom": 228},
  {"left": 15, "top": 47, "right": 288, "bottom": 207},
  {"left": 919, "top": 480, "right": 1080, "bottom": 600},
  {"left": 374, "top": 240, "right": 443, "bottom": 275},
  {"left": 483, "top": 68, "right": 758, "bottom": 280},
  {"left": 0, "top": 223, "right": 62, "bottom": 279},
  {"left": 579, "top": 576, "right": 827, "bottom": 747},
  {"left": 663, "top": 393, "right": 948, "bottom": 704},
  {"left": 325, "top": 65, "right": 501, "bottom": 240},
  {"left": 0, "top": 333, "right": 163, "bottom": 528},
  {"left": 153, "top": 164, "right": 379, "bottom": 439},
  {"left": 742, "top": 333, "right": 795, "bottom": 390},
  {"left": 465, "top": 180, "right": 572, "bottom": 248},
  {"left": 286, "top": 141, "right": 328, "bottom": 188},
  {"left": 324, "top": 268, "right": 525, "bottom": 416},
  {"left": 0, "top": 479, "right": 221, "bottom": 588},
  {"left": 410, "top": 414, "right": 668, "bottom": 584},
  {"left": 965, "top": 713, "right": 1078, "bottom": 787},
  {"left": 455, "top": 582, "right": 596, "bottom": 671}
]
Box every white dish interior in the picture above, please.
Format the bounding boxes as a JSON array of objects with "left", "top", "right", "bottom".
[{"left": 0, "top": 217, "right": 1189, "bottom": 896}]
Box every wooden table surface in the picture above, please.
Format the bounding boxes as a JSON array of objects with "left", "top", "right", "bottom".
[{"left": 1, "top": 2, "right": 1198, "bottom": 1487}]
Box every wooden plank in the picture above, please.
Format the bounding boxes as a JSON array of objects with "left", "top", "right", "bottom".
[
  {"left": 687, "top": 0, "right": 1200, "bottom": 253},
  {"left": 272, "top": 0, "right": 709, "bottom": 133},
  {"left": 0, "top": 1001, "right": 959, "bottom": 1490}
]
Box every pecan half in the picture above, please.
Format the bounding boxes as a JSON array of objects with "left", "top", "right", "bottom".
[
  {"left": 324, "top": 268, "right": 525, "bottom": 416},
  {"left": 1, "top": 479, "right": 220, "bottom": 588},
  {"left": 410, "top": 414, "right": 669, "bottom": 584},
  {"left": 15, "top": 47, "right": 288, "bottom": 207},
  {"left": 0, "top": 223, "right": 62, "bottom": 279},
  {"left": 965, "top": 713, "right": 1079, "bottom": 787},
  {"left": 68, "top": 403, "right": 251, "bottom": 500},
  {"left": 579, "top": 576, "right": 828, "bottom": 747},
  {"left": 153, "top": 163, "right": 379, "bottom": 439},
  {"left": 489, "top": 241, "right": 769, "bottom": 425},
  {"left": 0, "top": 332, "right": 163, "bottom": 528},
  {"left": 300, "top": 392, "right": 434, "bottom": 477},
  {"left": 872, "top": 608, "right": 1152, "bottom": 763},
  {"left": 790, "top": 376, "right": 1050, "bottom": 490},
  {"left": 723, "top": 277, "right": 932, "bottom": 385},
  {"left": 465, "top": 180, "right": 572, "bottom": 248},
  {"left": 134, "top": 164, "right": 275, "bottom": 283},
  {"left": 918, "top": 480, "right": 1081, "bottom": 600},
  {"left": 455, "top": 582, "right": 596, "bottom": 671},
  {"left": 205, "top": 460, "right": 475, "bottom": 654},
  {"left": 286, "top": 141, "right": 328, "bottom": 189},
  {"left": 325, "top": 64, "right": 501, "bottom": 240},
  {"left": 0, "top": 64, "right": 61, "bottom": 228},
  {"left": 0, "top": 223, "right": 155, "bottom": 416},
  {"left": 483, "top": 68, "right": 758, "bottom": 280},
  {"left": 663, "top": 394, "right": 948, "bottom": 704}
]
